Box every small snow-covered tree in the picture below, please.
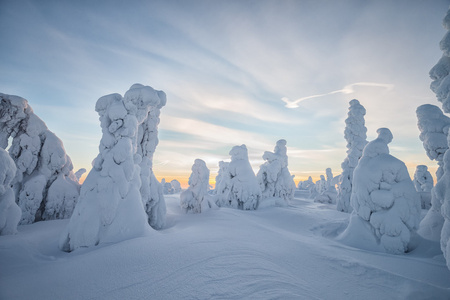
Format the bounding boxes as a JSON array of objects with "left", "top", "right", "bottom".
[
  {"left": 180, "top": 159, "right": 215, "bottom": 213},
  {"left": 298, "top": 176, "right": 314, "bottom": 190},
  {"left": 171, "top": 179, "right": 182, "bottom": 193},
  {"left": 315, "top": 168, "right": 337, "bottom": 204},
  {"left": 413, "top": 165, "right": 434, "bottom": 192},
  {"left": 257, "top": 139, "right": 295, "bottom": 206},
  {"left": 0, "top": 93, "right": 80, "bottom": 224},
  {"left": 161, "top": 178, "right": 173, "bottom": 194},
  {"left": 216, "top": 145, "right": 260, "bottom": 210},
  {"left": 340, "top": 128, "right": 421, "bottom": 254},
  {"left": 0, "top": 148, "right": 21, "bottom": 235},
  {"left": 337, "top": 99, "right": 368, "bottom": 213},
  {"left": 59, "top": 84, "right": 165, "bottom": 252},
  {"left": 213, "top": 161, "right": 229, "bottom": 195},
  {"left": 414, "top": 165, "right": 433, "bottom": 210}
]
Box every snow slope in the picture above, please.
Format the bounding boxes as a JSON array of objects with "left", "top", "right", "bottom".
[{"left": 1, "top": 195, "right": 449, "bottom": 299}]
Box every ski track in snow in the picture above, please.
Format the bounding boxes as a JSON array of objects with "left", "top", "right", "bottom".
[{"left": 1, "top": 195, "right": 450, "bottom": 299}]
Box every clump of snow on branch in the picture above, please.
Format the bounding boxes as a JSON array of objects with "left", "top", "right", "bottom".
[
  {"left": 257, "top": 139, "right": 295, "bottom": 206},
  {"left": 215, "top": 145, "right": 260, "bottom": 210},
  {"left": 0, "top": 93, "right": 80, "bottom": 224},
  {"left": 0, "top": 148, "right": 21, "bottom": 235},
  {"left": 337, "top": 99, "right": 368, "bottom": 213},
  {"left": 59, "top": 84, "right": 166, "bottom": 252},
  {"left": 416, "top": 104, "right": 450, "bottom": 240},
  {"left": 413, "top": 165, "right": 433, "bottom": 209},
  {"left": 180, "top": 159, "right": 216, "bottom": 213},
  {"left": 339, "top": 128, "right": 421, "bottom": 254}
]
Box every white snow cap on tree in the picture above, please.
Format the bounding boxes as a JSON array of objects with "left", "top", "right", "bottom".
[
  {"left": 59, "top": 84, "right": 166, "bottom": 252},
  {"left": 0, "top": 148, "right": 21, "bottom": 235},
  {"left": 0, "top": 93, "right": 80, "bottom": 224},
  {"left": 215, "top": 145, "right": 260, "bottom": 210},
  {"left": 257, "top": 139, "right": 295, "bottom": 206},
  {"left": 337, "top": 99, "right": 368, "bottom": 213},
  {"left": 430, "top": 7, "right": 450, "bottom": 113},
  {"left": 340, "top": 128, "right": 421, "bottom": 254},
  {"left": 180, "top": 159, "right": 215, "bottom": 213}
]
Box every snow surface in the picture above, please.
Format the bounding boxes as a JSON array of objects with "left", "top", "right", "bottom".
[{"left": 1, "top": 194, "right": 449, "bottom": 299}]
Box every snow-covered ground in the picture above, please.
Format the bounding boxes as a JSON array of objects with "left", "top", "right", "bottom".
[{"left": 1, "top": 193, "right": 449, "bottom": 299}]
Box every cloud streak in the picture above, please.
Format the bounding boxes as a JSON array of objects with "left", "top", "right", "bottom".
[{"left": 281, "top": 82, "right": 395, "bottom": 108}]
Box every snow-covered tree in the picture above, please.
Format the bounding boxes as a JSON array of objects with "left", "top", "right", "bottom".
[
  {"left": 215, "top": 145, "right": 260, "bottom": 210},
  {"left": 171, "top": 179, "right": 182, "bottom": 193},
  {"left": 337, "top": 99, "right": 368, "bottom": 213},
  {"left": 413, "top": 165, "right": 434, "bottom": 193},
  {"left": 0, "top": 93, "right": 80, "bottom": 224},
  {"left": 413, "top": 165, "right": 433, "bottom": 210},
  {"left": 340, "top": 128, "right": 421, "bottom": 254},
  {"left": 257, "top": 139, "right": 295, "bottom": 206},
  {"left": 59, "top": 84, "right": 165, "bottom": 252},
  {"left": 213, "top": 161, "right": 229, "bottom": 195},
  {"left": 298, "top": 176, "right": 314, "bottom": 190},
  {"left": 180, "top": 159, "right": 215, "bottom": 213},
  {"left": 134, "top": 84, "right": 167, "bottom": 229},
  {"left": 0, "top": 148, "right": 21, "bottom": 235},
  {"left": 161, "top": 178, "right": 173, "bottom": 194},
  {"left": 315, "top": 168, "right": 337, "bottom": 204}
]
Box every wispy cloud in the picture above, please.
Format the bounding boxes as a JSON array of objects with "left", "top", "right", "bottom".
[{"left": 281, "top": 82, "right": 395, "bottom": 108}]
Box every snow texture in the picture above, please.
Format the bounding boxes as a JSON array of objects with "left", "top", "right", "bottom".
[
  {"left": 340, "top": 128, "right": 421, "bottom": 254},
  {"left": 215, "top": 145, "right": 260, "bottom": 210},
  {"left": 0, "top": 148, "right": 21, "bottom": 235},
  {"left": 0, "top": 93, "right": 80, "bottom": 225},
  {"left": 257, "top": 139, "right": 295, "bottom": 206},
  {"left": 59, "top": 84, "right": 166, "bottom": 251},
  {"left": 337, "top": 99, "right": 368, "bottom": 213},
  {"left": 180, "top": 159, "right": 215, "bottom": 213}
]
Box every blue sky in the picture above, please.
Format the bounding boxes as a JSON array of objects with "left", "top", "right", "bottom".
[{"left": 1, "top": 0, "right": 449, "bottom": 186}]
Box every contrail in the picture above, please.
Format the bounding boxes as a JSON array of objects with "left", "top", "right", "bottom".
[{"left": 281, "top": 82, "right": 394, "bottom": 108}]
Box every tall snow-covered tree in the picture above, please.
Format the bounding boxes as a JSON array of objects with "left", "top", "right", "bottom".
[
  {"left": 59, "top": 84, "right": 165, "bottom": 252},
  {"left": 180, "top": 159, "right": 214, "bottom": 213},
  {"left": 416, "top": 104, "right": 450, "bottom": 240},
  {"left": 215, "top": 145, "right": 260, "bottom": 210},
  {"left": 0, "top": 93, "right": 80, "bottom": 224},
  {"left": 257, "top": 139, "right": 295, "bottom": 206},
  {"left": 340, "top": 128, "right": 421, "bottom": 254},
  {"left": 0, "top": 147, "right": 21, "bottom": 235},
  {"left": 336, "top": 99, "right": 368, "bottom": 213},
  {"left": 429, "top": 7, "right": 450, "bottom": 270}
]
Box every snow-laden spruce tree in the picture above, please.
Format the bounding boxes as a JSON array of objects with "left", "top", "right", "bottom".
[
  {"left": 180, "top": 159, "right": 215, "bottom": 213},
  {"left": 213, "top": 161, "right": 229, "bottom": 195},
  {"left": 337, "top": 99, "right": 368, "bottom": 213},
  {"left": 257, "top": 139, "right": 295, "bottom": 206},
  {"left": 216, "top": 145, "right": 260, "bottom": 210},
  {"left": 170, "top": 179, "right": 181, "bottom": 193},
  {"left": 339, "top": 128, "right": 421, "bottom": 254},
  {"left": 414, "top": 165, "right": 433, "bottom": 210},
  {"left": 413, "top": 165, "right": 434, "bottom": 193},
  {"left": 315, "top": 168, "right": 337, "bottom": 204},
  {"left": 430, "top": 7, "right": 450, "bottom": 269},
  {"left": 0, "top": 147, "right": 21, "bottom": 235},
  {"left": 135, "top": 86, "right": 167, "bottom": 229},
  {"left": 59, "top": 84, "right": 165, "bottom": 251},
  {"left": 0, "top": 93, "right": 80, "bottom": 224}
]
